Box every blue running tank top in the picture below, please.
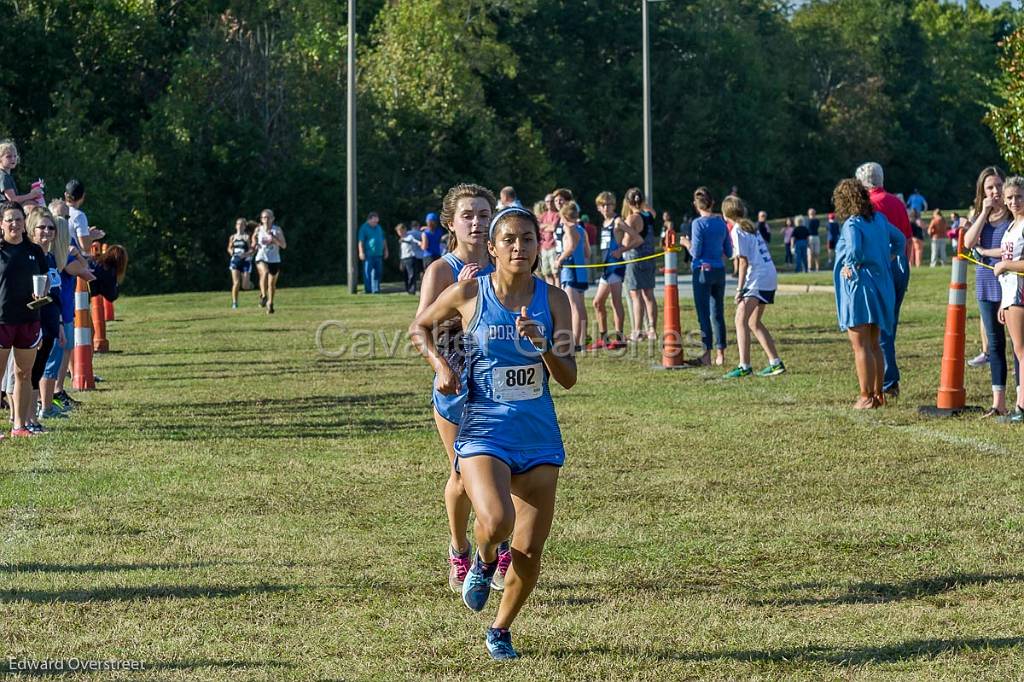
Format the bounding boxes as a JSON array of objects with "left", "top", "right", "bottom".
[
  {"left": 455, "top": 275, "right": 565, "bottom": 473},
  {"left": 555, "top": 223, "right": 588, "bottom": 288},
  {"left": 432, "top": 253, "right": 495, "bottom": 425},
  {"left": 601, "top": 218, "right": 626, "bottom": 280}
]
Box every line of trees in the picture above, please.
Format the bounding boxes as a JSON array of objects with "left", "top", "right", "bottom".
[{"left": 1, "top": 0, "right": 1020, "bottom": 294}]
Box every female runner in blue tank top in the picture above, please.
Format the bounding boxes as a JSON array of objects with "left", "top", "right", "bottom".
[
  {"left": 589, "top": 190, "right": 627, "bottom": 349},
  {"left": 414, "top": 184, "right": 513, "bottom": 594},
  {"left": 411, "top": 206, "right": 576, "bottom": 660}
]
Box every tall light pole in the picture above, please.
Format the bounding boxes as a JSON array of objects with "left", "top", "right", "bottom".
[
  {"left": 642, "top": 0, "right": 653, "bottom": 210},
  {"left": 346, "top": 0, "right": 358, "bottom": 294}
]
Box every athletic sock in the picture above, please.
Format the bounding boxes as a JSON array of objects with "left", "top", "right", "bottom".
[
  {"left": 739, "top": 364, "right": 751, "bottom": 370},
  {"left": 770, "top": 358, "right": 782, "bottom": 366},
  {"left": 476, "top": 554, "right": 498, "bottom": 577}
]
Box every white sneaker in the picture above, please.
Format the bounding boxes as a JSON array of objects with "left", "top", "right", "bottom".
[{"left": 967, "top": 352, "right": 989, "bottom": 368}]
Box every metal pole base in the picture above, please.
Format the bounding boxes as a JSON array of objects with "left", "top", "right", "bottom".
[{"left": 918, "top": 405, "right": 984, "bottom": 418}]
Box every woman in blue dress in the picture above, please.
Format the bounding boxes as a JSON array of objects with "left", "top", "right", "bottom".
[
  {"left": 832, "top": 179, "right": 906, "bottom": 409},
  {"left": 410, "top": 206, "right": 576, "bottom": 660}
]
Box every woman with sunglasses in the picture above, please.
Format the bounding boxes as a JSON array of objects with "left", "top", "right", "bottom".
[{"left": 26, "top": 207, "right": 64, "bottom": 431}]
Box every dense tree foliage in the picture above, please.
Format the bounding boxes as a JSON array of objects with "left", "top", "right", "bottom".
[
  {"left": 988, "top": 26, "right": 1024, "bottom": 174},
  {"left": 0, "top": 0, "right": 1018, "bottom": 293}
]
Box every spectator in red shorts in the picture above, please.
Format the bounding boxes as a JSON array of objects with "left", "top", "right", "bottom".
[{"left": 0, "top": 201, "right": 49, "bottom": 437}]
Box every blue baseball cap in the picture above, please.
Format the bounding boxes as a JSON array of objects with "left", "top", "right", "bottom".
[{"left": 425, "top": 212, "right": 438, "bottom": 222}]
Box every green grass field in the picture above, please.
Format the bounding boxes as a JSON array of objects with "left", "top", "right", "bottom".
[{"left": 4, "top": 265, "right": 1024, "bottom": 680}]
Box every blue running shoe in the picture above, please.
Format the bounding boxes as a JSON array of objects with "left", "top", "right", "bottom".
[
  {"left": 485, "top": 627, "right": 518, "bottom": 660},
  {"left": 462, "top": 555, "right": 496, "bottom": 612}
]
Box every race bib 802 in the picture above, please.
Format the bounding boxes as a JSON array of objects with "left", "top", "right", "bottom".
[{"left": 492, "top": 363, "right": 542, "bottom": 402}]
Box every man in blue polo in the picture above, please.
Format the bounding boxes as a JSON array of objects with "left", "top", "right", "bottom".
[{"left": 358, "top": 211, "right": 388, "bottom": 294}]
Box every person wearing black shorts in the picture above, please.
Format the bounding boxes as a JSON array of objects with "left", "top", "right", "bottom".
[
  {"left": 227, "top": 218, "right": 254, "bottom": 309},
  {"left": 0, "top": 201, "right": 49, "bottom": 437}
]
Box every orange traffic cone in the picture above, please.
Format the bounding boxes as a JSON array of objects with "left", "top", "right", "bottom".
[
  {"left": 920, "top": 228, "right": 972, "bottom": 416},
  {"left": 661, "top": 233, "right": 685, "bottom": 369},
  {"left": 72, "top": 276, "right": 95, "bottom": 390},
  {"left": 91, "top": 291, "right": 108, "bottom": 353}
]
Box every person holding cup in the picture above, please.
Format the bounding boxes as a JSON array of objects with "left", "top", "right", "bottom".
[
  {"left": 26, "top": 207, "right": 63, "bottom": 431},
  {"left": 0, "top": 201, "right": 50, "bottom": 437}
]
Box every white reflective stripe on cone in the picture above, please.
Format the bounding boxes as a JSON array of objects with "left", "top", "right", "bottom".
[
  {"left": 74, "top": 328, "right": 92, "bottom": 346},
  {"left": 948, "top": 288, "right": 967, "bottom": 306},
  {"left": 75, "top": 292, "right": 89, "bottom": 310}
]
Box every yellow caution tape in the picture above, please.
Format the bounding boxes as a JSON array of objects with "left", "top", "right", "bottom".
[
  {"left": 958, "top": 250, "right": 1024, "bottom": 278},
  {"left": 561, "top": 246, "right": 684, "bottom": 269}
]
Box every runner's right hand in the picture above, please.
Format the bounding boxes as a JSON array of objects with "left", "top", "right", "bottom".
[{"left": 434, "top": 362, "right": 461, "bottom": 395}]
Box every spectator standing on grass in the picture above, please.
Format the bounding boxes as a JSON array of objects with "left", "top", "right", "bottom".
[
  {"left": 991, "top": 176, "right": 1024, "bottom": 423},
  {"left": 806, "top": 208, "right": 822, "bottom": 272},
  {"left": 679, "top": 186, "right": 731, "bottom": 366},
  {"left": 26, "top": 208, "right": 62, "bottom": 433},
  {"left": 421, "top": 213, "right": 444, "bottom": 269},
  {"left": 538, "top": 193, "right": 560, "bottom": 286},
  {"left": 907, "top": 188, "right": 928, "bottom": 214},
  {"left": 64, "top": 179, "right": 103, "bottom": 254},
  {"left": 43, "top": 200, "right": 91, "bottom": 414},
  {"left": 0, "top": 202, "right": 49, "bottom": 437},
  {"left": 832, "top": 180, "right": 905, "bottom": 410},
  {"left": 554, "top": 201, "right": 590, "bottom": 349},
  {"left": 358, "top": 211, "right": 387, "bottom": 295},
  {"left": 661, "top": 211, "right": 676, "bottom": 249},
  {"left": 949, "top": 213, "right": 962, "bottom": 242},
  {"left": 782, "top": 217, "right": 794, "bottom": 265},
  {"left": 589, "top": 191, "right": 627, "bottom": 349},
  {"left": 827, "top": 212, "right": 840, "bottom": 267},
  {"left": 909, "top": 210, "right": 924, "bottom": 267},
  {"left": 928, "top": 209, "right": 949, "bottom": 267},
  {"left": 0, "top": 142, "right": 43, "bottom": 206},
  {"left": 856, "top": 162, "right": 912, "bottom": 400},
  {"left": 963, "top": 166, "right": 1015, "bottom": 416},
  {"left": 496, "top": 186, "right": 522, "bottom": 210},
  {"left": 620, "top": 187, "right": 658, "bottom": 342},
  {"left": 396, "top": 223, "right": 424, "bottom": 295},
  {"left": 792, "top": 216, "right": 809, "bottom": 273}
]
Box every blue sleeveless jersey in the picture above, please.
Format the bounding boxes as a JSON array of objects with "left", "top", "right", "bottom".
[
  {"left": 556, "top": 223, "right": 588, "bottom": 288},
  {"left": 601, "top": 219, "right": 626, "bottom": 279},
  {"left": 432, "top": 253, "right": 495, "bottom": 424},
  {"left": 455, "top": 275, "right": 565, "bottom": 474}
]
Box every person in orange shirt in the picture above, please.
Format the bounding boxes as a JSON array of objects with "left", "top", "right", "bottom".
[{"left": 928, "top": 209, "right": 949, "bottom": 267}]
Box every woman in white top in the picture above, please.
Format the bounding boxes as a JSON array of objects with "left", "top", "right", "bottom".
[
  {"left": 252, "top": 208, "right": 286, "bottom": 314},
  {"left": 993, "top": 176, "right": 1024, "bottom": 421}
]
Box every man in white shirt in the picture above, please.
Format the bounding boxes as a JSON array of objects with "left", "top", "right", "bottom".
[{"left": 64, "top": 179, "right": 104, "bottom": 252}]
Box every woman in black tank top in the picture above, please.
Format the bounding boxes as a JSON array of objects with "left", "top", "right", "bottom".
[
  {"left": 620, "top": 188, "right": 658, "bottom": 340},
  {"left": 226, "top": 218, "right": 253, "bottom": 309}
]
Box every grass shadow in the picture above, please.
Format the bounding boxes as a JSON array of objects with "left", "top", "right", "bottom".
[
  {"left": 547, "top": 636, "right": 1024, "bottom": 665},
  {"left": 0, "top": 560, "right": 222, "bottom": 574},
  {"left": 750, "top": 573, "right": 1024, "bottom": 606},
  {"left": 1, "top": 582, "right": 295, "bottom": 604},
  {"left": 1, "top": 659, "right": 297, "bottom": 676}
]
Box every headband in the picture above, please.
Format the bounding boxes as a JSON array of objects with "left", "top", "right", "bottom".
[{"left": 488, "top": 206, "right": 536, "bottom": 241}]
